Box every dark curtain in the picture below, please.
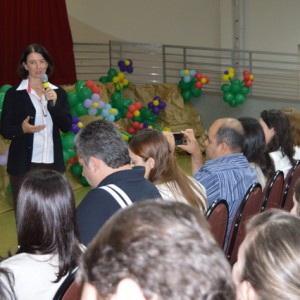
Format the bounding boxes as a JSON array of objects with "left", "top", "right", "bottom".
[{"left": 0, "top": 0, "right": 76, "bottom": 86}]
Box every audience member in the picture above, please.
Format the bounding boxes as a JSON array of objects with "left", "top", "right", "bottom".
[
  {"left": 179, "top": 118, "right": 258, "bottom": 245},
  {"left": 0, "top": 169, "right": 82, "bottom": 299},
  {"left": 128, "top": 129, "right": 207, "bottom": 213},
  {"left": 238, "top": 117, "right": 275, "bottom": 189},
  {"left": 0, "top": 43, "right": 72, "bottom": 209},
  {"left": 0, "top": 267, "right": 16, "bottom": 299},
  {"left": 74, "top": 120, "right": 161, "bottom": 245},
  {"left": 260, "top": 109, "right": 294, "bottom": 177},
  {"left": 79, "top": 200, "right": 235, "bottom": 300},
  {"left": 233, "top": 209, "right": 300, "bottom": 299},
  {"left": 280, "top": 107, "right": 300, "bottom": 160},
  {"left": 290, "top": 177, "right": 300, "bottom": 216}
]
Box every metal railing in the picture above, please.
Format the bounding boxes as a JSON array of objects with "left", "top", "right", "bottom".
[{"left": 73, "top": 41, "right": 300, "bottom": 101}]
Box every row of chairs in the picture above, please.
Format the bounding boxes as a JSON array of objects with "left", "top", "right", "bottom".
[{"left": 206, "top": 159, "right": 300, "bottom": 265}]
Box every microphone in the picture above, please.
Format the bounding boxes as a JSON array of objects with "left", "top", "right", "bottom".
[{"left": 40, "top": 74, "right": 53, "bottom": 107}]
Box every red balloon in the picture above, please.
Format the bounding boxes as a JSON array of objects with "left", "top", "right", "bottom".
[
  {"left": 132, "top": 122, "right": 140, "bottom": 129},
  {"left": 126, "top": 111, "right": 134, "bottom": 119},
  {"left": 128, "top": 127, "right": 136, "bottom": 135},
  {"left": 85, "top": 80, "right": 94, "bottom": 89},
  {"left": 134, "top": 102, "right": 143, "bottom": 110},
  {"left": 128, "top": 104, "right": 136, "bottom": 113},
  {"left": 92, "top": 85, "right": 100, "bottom": 94},
  {"left": 195, "top": 72, "right": 203, "bottom": 80},
  {"left": 244, "top": 80, "right": 252, "bottom": 87},
  {"left": 244, "top": 73, "right": 250, "bottom": 81},
  {"left": 204, "top": 76, "right": 210, "bottom": 84},
  {"left": 195, "top": 81, "right": 203, "bottom": 89}
]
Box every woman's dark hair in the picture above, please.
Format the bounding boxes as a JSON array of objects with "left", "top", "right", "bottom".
[
  {"left": 260, "top": 109, "right": 294, "bottom": 165},
  {"left": 17, "top": 43, "right": 54, "bottom": 79},
  {"left": 16, "top": 169, "right": 82, "bottom": 282},
  {"left": 239, "top": 117, "right": 275, "bottom": 180}
]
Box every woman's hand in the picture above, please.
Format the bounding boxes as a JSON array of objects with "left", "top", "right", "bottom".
[
  {"left": 22, "top": 116, "right": 46, "bottom": 133},
  {"left": 44, "top": 88, "right": 57, "bottom": 105}
]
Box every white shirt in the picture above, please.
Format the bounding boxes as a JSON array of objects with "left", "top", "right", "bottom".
[
  {"left": 294, "top": 146, "right": 300, "bottom": 160},
  {"left": 269, "top": 150, "right": 293, "bottom": 178},
  {"left": 17, "top": 79, "right": 57, "bottom": 164},
  {"left": 0, "top": 253, "right": 67, "bottom": 300}
]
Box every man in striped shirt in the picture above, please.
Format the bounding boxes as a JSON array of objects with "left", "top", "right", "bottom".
[{"left": 180, "top": 118, "right": 258, "bottom": 246}]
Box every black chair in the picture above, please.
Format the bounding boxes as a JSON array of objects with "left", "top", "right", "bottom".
[
  {"left": 261, "top": 170, "right": 284, "bottom": 212},
  {"left": 53, "top": 267, "right": 81, "bottom": 300},
  {"left": 205, "top": 199, "right": 229, "bottom": 249},
  {"left": 281, "top": 160, "right": 300, "bottom": 211},
  {"left": 225, "top": 183, "right": 263, "bottom": 265}
]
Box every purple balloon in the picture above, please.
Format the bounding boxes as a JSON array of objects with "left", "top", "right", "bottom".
[
  {"left": 71, "top": 124, "right": 80, "bottom": 134},
  {"left": 159, "top": 101, "right": 166, "bottom": 109},
  {"left": 152, "top": 107, "right": 160, "bottom": 114},
  {"left": 153, "top": 96, "right": 161, "bottom": 101},
  {"left": 72, "top": 116, "right": 80, "bottom": 123},
  {"left": 148, "top": 102, "right": 154, "bottom": 109},
  {"left": 126, "top": 66, "right": 133, "bottom": 73}
]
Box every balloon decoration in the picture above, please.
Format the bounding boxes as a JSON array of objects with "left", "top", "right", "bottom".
[
  {"left": 113, "top": 72, "right": 129, "bottom": 90},
  {"left": 99, "top": 68, "right": 118, "bottom": 84},
  {"left": 178, "top": 69, "right": 210, "bottom": 102},
  {"left": 0, "top": 84, "right": 11, "bottom": 121},
  {"left": 221, "top": 68, "right": 254, "bottom": 107},
  {"left": 118, "top": 59, "right": 133, "bottom": 73},
  {"left": 148, "top": 96, "right": 166, "bottom": 114}
]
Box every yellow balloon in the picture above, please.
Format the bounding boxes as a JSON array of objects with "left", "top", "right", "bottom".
[
  {"left": 201, "top": 78, "right": 207, "bottom": 84},
  {"left": 222, "top": 74, "right": 229, "bottom": 81},
  {"left": 228, "top": 72, "right": 234, "bottom": 79},
  {"left": 125, "top": 59, "right": 130, "bottom": 66},
  {"left": 228, "top": 67, "right": 235, "bottom": 73},
  {"left": 163, "top": 127, "right": 171, "bottom": 132},
  {"left": 110, "top": 108, "right": 116, "bottom": 114},
  {"left": 113, "top": 77, "right": 119, "bottom": 83},
  {"left": 123, "top": 79, "right": 129, "bottom": 86},
  {"left": 118, "top": 72, "right": 125, "bottom": 79},
  {"left": 184, "top": 69, "right": 189, "bottom": 75},
  {"left": 78, "top": 122, "right": 84, "bottom": 128},
  {"left": 153, "top": 100, "right": 159, "bottom": 106},
  {"left": 134, "top": 110, "right": 140, "bottom": 117},
  {"left": 250, "top": 75, "right": 254, "bottom": 81},
  {"left": 93, "top": 102, "right": 98, "bottom": 108}
]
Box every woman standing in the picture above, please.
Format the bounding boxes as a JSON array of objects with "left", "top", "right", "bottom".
[{"left": 0, "top": 44, "right": 72, "bottom": 209}]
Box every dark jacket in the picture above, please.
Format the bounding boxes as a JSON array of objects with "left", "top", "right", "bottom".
[{"left": 0, "top": 85, "right": 72, "bottom": 176}]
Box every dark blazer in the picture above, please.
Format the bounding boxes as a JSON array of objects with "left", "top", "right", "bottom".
[{"left": 0, "top": 85, "right": 72, "bottom": 176}]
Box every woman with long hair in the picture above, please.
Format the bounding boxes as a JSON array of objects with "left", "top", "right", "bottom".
[
  {"left": 239, "top": 117, "right": 275, "bottom": 189},
  {"left": 0, "top": 169, "right": 83, "bottom": 299},
  {"left": 260, "top": 109, "right": 294, "bottom": 177},
  {"left": 128, "top": 129, "right": 207, "bottom": 213}
]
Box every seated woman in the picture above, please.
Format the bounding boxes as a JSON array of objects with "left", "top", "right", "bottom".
[
  {"left": 0, "top": 169, "right": 83, "bottom": 299},
  {"left": 280, "top": 107, "right": 300, "bottom": 160},
  {"left": 260, "top": 109, "right": 294, "bottom": 177},
  {"left": 239, "top": 117, "right": 275, "bottom": 189},
  {"left": 232, "top": 209, "right": 300, "bottom": 299},
  {"left": 128, "top": 129, "right": 207, "bottom": 213}
]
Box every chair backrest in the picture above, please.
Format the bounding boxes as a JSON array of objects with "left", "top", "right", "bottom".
[
  {"left": 225, "top": 183, "right": 263, "bottom": 265},
  {"left": 205, "top": 199, "right": 229, "bottom": 249},
  {"left": 281, "top": 160, "right": 300, "bottom": 211},
  {"left": 261, "top": 170, "right": 284, "bottom": 212},
  {"left": 53, "top": 267, "right": 82, "bottom": 300}
]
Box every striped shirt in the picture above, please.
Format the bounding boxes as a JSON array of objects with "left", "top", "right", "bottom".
[{"left": 194, "top": 153, "right": 258, "bottom": 246}]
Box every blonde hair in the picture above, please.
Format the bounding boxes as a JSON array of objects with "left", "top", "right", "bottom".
[
  {"left": 280, "top": 107, "right": 300, "bottom": 146},
  {"left": 240, "top": 209, "right": 300, "bottom": 299}
]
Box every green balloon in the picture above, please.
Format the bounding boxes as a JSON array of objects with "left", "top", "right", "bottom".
[
  {"left": 99, "top": 76, "right": 108, "bottom": 83},
  {"left": 240, "top": 86, "right": 250, "bottom": 95},
  {"left": 231, "top": 79, "right": 241, "bottom": 86},
  {"left": 74, "top": 103, "right": 88, "bottom": 116},
  {"left": 7, "top": 183, "right": 12, "bottom": 195},
  {"left": 179, "top": 79, "right": 191, "bottom": 91},
  {"left": 230, "top": 83, "right": 241, "bottom": 95},
  {"left": 78, "top": 87, "right": 92, "bottom": 102},
  {"left": 140, "top": 107, "right": 152, "bottom": 120},
  {"left": 108, "top": 68, "right": 118, "bottom": 78},
  {"left": 0, "top": 84, "right": 12, "bottom": 93},
  {"left": 223, "top": 92, "right": 234, "bottom": 103},
  {"left": 0, "top": 93, "right": 5, "bottom": 108},
  {"left": 221, "top": 84, "right": 231, "bottom": 93},
  {"left": 61, "top": 133, "right": 75, "bottom": 150},
  {"left": 67, "top": 91, "right": 79, "bottom": 107},
  {"left": 190, "top": 86, "right": 202, "bottom": 97},
  {"left": 235, "top": 93, "right": 245, "bottom": 104},
  {"left": 71, "top": 162, "right": 83, "bottom": 176},
  {"left": 63, "top": 149, "right": 71, "bottom": 164},
  {"left": 229, "top": 99, "right": 238, "bottom": 107},
  {"left": 75, "top": 80, "right": 85, "bottom": 92},
  {"left": 132, "top": 115, "right": 143, "bottom": 122},
  {"left": 124, "top": 97, "right": 133, "bottom": 106},
  {"left": 81, "top": 175, "right": 89, "bottom": 186},
  {"left": 182, "top": 90, "right": 192, "bottom": 102}
]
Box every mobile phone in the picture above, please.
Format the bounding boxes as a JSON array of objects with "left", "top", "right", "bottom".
[{"left": 173, "top": 132, "right": 184, "bottom": 145}]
